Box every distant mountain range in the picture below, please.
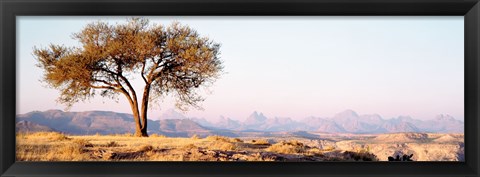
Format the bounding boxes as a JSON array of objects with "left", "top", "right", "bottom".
[
  {"left": 16, "top": 110, "right": 213, "bottom": 137},
  {"left": 192, "top": 109, "right": 463, "bottom": 134},
  {"left": 16, "top": 109, "right": 464, "bottom": 136}
]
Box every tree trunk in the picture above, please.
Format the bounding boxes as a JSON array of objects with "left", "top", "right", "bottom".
[
  {"left": 121, "top": 90, "right": 146, "bottom": 137},
  {"left": 138, "top": 126, "right": 148, "bottom": 137},
  {"left": 119, "top": 80, "right": 151, "bottom": 137},
  {"left": 134, "top": 111, "right": 148, "bottom": 137},
  {"left": 135, "top": 126, "right": 148, "bottom": 137},
  {"left": 138, "top": 84, "right": 151, "bottom": 137},
  {"left": 131, "top": 104, "right": 147, "bottom": 137}
]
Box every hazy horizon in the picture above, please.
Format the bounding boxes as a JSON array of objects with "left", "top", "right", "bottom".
[
  {"left": 17, "top": 16, "right": 464, "bottom": 121},
  {"left": 17, "top": 108, "right": 464, "bottom": 123}
]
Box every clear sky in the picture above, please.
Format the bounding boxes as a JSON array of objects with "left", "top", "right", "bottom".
[{"left": 16, "top": 16, "right": 464, "bottom": 121}]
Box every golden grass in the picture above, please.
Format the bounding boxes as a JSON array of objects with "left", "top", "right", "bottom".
[
  {"left": 105, "top": 141, "right": 120, "bottom": 147},
  {"left": 149, "top": 134, "right": 167, "bottom": 138},
  {"left": 206, "top": 140, "right": 236, "bottom": 151},
  {"left": 266, "top": 140, "right": 307, "bottom": 154},
  {"left": 205, "top": 135, "right": 230, "bottom": 142},
  {"left": 16, "top": 132, "right": 374, "bottom": 161},
  {"left": 190, "top": 134, "right": 200, "bottom": 140},
  {"left": 19, "top": 131, "right": 70, "bottom": 141},
  {"left": 16, "top": 132, "right": 243, "bottom": 161},
  {"left": 73, "top": 138, "right": 93, "bottom": 147}
]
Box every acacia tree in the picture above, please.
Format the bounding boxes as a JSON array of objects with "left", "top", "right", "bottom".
[{"left": 33, "top": 18, "right": 223, "bottom": 137}]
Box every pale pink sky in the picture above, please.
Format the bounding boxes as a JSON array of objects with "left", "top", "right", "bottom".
[{"left": 17, "top": 16, "right": 464, "bottom": 121}]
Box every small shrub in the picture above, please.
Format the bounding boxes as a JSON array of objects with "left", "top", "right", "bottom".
[
  {"left": 230, "top": 138, "right": 243, "bottom": 143},
  {"left": 266, "top": 141, "right": 306, "bottom": 154},
  {"left": 206, "top": 135, "right": 230, "bottom": 142},
  {"left": 106, "top": 141, "right": 119, "bottom": 147},
  {"left": 137, "top": 145, "right": 153, "bottom": 152},
  {"left": 343, "top": 151, "right": 378, "bottom": 161},
  {"left": 286, "top": 140, "right": 303, "bottom": 146},
  {"left": 182, "top": 143, "right": 198, "bottom": 149},
  {"left": 150, "top": 134, "right": 166, "bottom": 138},
  {"left": 251, "top": 139, "right": 270, "bottom": 145},
  {"left": 30, "top": 132, "right": 70, "bottom": 141},
  {"left": 388, "top": 154, "right": 414, "bottom": 161},
  {"left": 207, "top": 141, "right": 236, "bottom": 151},
  {"left": 73, "top": 139, "right": 93, "bottom": 147},
  {"left": 190, "top": 134, "right": 200, "bottom": 140}
]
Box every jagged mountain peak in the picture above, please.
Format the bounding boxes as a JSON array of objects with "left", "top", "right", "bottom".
[
  {"left": 334, "top": 109, "right": 359, "bottom": 118},
  {"left": 16, "top": 109, "right": 464, "bottom": 135},
  {"left": 245, "top": 111, "right": 267, "bottom": 123},
  {"left": 434, "top": 114, "right": 456, "bottom": 121},
  {"left": 397, "top": 115, "right": 414, "bottom": 121}
]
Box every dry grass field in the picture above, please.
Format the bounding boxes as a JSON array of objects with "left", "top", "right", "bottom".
[{"left": 16, "top": 132, "right": 378, "bottom": 161}]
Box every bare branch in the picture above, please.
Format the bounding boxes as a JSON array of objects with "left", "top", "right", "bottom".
[
  {"left": 89, "top": 85, "right": 116, "bottom": 90},
  {"left": 141, "top": 61, "right": 148, "bottom": 84},
  {"left": 93, "top": 79, "right": 117, "bottom": 87}
]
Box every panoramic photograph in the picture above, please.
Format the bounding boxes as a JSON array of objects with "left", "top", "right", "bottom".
[{"left": 16, "top": 16, "right": 464, "bottom": 161}]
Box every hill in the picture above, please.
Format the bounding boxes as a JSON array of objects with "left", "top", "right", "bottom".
[
  {"left": 16, "top": 110, "right": 212, "bottom": 136},
  {"left": 16, "top": 120, "right": 55, "bottom": 132},
  {"left": 16, "top": 109, "right": 464, "bottom": 135}
]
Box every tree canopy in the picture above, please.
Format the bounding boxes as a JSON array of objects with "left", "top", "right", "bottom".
[{"left": 33, "top": 18, "right": 223, "bottom": 136}]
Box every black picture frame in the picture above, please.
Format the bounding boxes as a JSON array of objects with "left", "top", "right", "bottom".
[{"left": 1, "top": 0, "right": 479, "bottom": 176}]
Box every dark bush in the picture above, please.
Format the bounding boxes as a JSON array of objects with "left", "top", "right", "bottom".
[{"left": 388, "top": 154, "right": 414, "bottom": 161}]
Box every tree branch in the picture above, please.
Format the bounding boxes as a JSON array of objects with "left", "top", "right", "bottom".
[
  {"left": 118, "top": 87, "right": 133, "bottom": 103},
  {"left": 99, "top": 67, "right": 139, "bottom": 108},
  {"left": 141, "top": 61, "right": 148, "bottom": 84},
  {"left": 90, "top": 85, "right": 116, "bottom": 90},
  {"left": 145, "top": 52, "right": 174, "bottom": 83},
  {"left": 94, "top": 79, "right": 118, "bottom": 87}
]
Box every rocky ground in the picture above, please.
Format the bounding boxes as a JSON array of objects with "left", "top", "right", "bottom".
[
  {"left": 272, "top": 132, "right": 465, "bottom": 161},
  {"left": 16, "top": 132, "right": 463, "bottom": 161}
]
